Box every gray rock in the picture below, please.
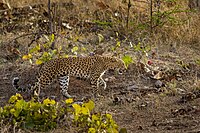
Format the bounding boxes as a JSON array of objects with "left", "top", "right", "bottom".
[
  {"left": 155, "top": 80, "right": 164, "bottom": 88},
  {"left": 126, "top": 84, "right": 139, "bottom": 91}
]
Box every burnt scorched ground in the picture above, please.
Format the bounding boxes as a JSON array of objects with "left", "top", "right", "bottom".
[{"left": 0, "top": 1, "right": 200, "bottom": 133}]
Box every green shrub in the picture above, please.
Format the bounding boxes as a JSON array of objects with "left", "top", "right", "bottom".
[{"left": 0, "top": 94, "right": 120, "bottom": 132}]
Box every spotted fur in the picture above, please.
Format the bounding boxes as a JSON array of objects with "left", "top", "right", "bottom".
[{"left": 32, "top": 55, "right": 126, "bottom": 98}]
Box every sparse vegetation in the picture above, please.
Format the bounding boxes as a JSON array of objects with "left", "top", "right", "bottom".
[
  {"left": 0, "top": 0, "right": 200, "bottom": 132},
  {"left": 0, "top": 94, "right": 119, "bottom": 132}
]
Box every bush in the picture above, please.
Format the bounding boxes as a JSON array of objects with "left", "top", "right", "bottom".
[{"left": 0, "top": 94, "right": 120, "bottom": 132}]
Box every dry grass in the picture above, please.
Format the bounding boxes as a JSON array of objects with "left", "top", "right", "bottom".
[{"left": 0, "top": 0, "right": 200, "bottom": 132}]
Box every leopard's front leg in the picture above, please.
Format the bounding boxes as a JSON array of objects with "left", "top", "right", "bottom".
[
  {"left": 90, "top": 74, "right": 105, "bottom": 98},
  {"left": 58, "top": 75, "right": 72, "bottom": 98},
  {"left": 98, "top": 77, "right": 107, "bottom": 90}
]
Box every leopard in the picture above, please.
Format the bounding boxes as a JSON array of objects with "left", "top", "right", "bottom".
[{"left": 31, "top": 55, "right": 126, "bottom": 99}]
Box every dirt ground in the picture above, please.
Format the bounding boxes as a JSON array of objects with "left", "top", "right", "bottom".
[{"left": 0, "top": 1, "right": 200, "bottom": 133}]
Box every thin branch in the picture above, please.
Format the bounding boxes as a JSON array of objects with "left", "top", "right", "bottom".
[
  {"left": 48, "top": 0, "right": 53, "bottom": 34},
  {"left": 150, "top": 0, "right": 153, "bottom": 33},
  {"left": 6, "top": 32, "right": 47, "bottom": 46},
  {"left": 126, "top": 0, "right": 131, "bottom": 30}
]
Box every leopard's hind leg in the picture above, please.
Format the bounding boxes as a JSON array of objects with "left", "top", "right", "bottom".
[{"left": 31, "top": 75, "right": 54, "bottom": 99}]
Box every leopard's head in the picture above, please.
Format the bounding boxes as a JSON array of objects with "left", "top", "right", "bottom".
[{"left": 106, "top": 57, "right": 126, "bottom": 74}]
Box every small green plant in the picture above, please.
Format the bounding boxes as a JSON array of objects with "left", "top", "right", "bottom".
[
  {"left": 133, "top": 42, "right": 151, "bottom": 65},
  {"left": 0, "top": 94, "right": 122, "bottom": 132},
  {"left": 133, "top": 42, "right": 151, "bottom": 54},
  {"left": 122, "top": 55, "right": 133, "bottom": 68},
  {"left": 22, "top": 33, "right": 90, "bottom": 64},
  {"left": 72, "top": 100, "right": 118, "bottom": 133},
  {"left": 22, "top": 34, "right": 58, "bottom": 65},
  {"left": 150, "top": 0, "right": 191, "bottom": 30},
  {"left": 93, "top": 20, "right": 112, "bottom": 27},
  {"left": 195, "top": 59, "right": 200, "bottom": 66},
  {"left": 0, "top": 94, "right": 59, "bottom": 131}
]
